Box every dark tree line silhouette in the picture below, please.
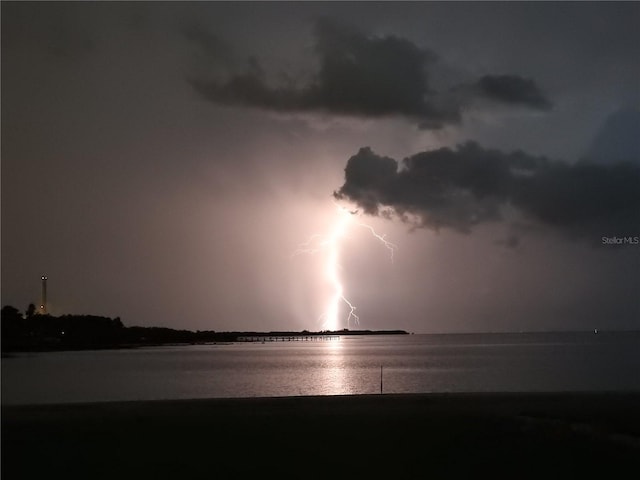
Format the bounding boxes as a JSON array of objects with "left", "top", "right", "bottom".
[
  {"left": 1, "top": 304, "right": 407, "bottom": 352},
  {"left": 2, "top": 304, "right": 126, "bottom": 351},
  {"left": 1, "top": 304, "right": 222, "bottom": 352}
]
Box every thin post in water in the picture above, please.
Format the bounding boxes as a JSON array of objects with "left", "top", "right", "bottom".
[{"left": 380, "top": 365, "right": 383, "bottom": 394}]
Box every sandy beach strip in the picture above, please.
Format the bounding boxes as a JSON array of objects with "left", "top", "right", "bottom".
[{"left": 3, "top": 392, "right": 640, "bottom": 479}]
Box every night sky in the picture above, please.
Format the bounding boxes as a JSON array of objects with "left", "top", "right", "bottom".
[{"left": 2, "top": 2, "right": 639, "bottom": 333}]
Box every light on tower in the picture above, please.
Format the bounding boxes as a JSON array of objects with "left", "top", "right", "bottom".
[{"left": 40, "top": 275, "right": 48, "bottom": 314}]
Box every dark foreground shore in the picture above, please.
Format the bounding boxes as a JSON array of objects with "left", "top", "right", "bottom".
[{"left": 3, "top": 392, "right": 640, "bottom": 479}]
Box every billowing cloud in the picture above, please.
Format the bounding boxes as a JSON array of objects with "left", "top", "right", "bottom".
[
  {"left": 334, "top": 142, "right": 640, "bottom": 239},
  {"left": 187, "top": 19, "right": 552, "bottom": 129},
  {"left": 473, "top": 75, "right": 553, "bottom": 111}
]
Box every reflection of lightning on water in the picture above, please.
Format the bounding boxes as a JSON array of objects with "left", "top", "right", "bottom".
[{"left": 293, "top": 202, "right": 397, "bottom": 331}]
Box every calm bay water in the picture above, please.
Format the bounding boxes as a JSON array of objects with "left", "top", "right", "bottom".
[{"left": 3, "top": 332, "right": 640, "bottom": 405}]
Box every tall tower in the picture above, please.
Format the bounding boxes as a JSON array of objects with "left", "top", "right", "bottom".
[{"left": 40, "top": 275, "right": 48, "bottom": 314}]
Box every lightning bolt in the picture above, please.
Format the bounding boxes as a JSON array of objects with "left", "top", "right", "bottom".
[{"left": 293, "top": 202, "right": 396, "bottom": 331}]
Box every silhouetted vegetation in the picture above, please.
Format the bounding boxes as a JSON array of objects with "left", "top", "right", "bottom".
[
  {"left": 1, "top": 304, "right": 408, "bottom": 353},
  {"left": 2, "top": 305, "right": 125, "bottom": 352}
]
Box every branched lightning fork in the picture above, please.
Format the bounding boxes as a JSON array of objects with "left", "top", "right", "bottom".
[
  {"left": 355, "top": 222, "right": 398, "bottom": 263},
  {"left": 292, "top": 202, "right": 396, "bottom": 331}
]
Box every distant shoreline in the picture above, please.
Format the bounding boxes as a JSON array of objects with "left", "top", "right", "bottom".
[
  {"left": 1, "top": 323, "right": 409, "bottom": 354},
  {"left": 6, "top": 328, "right": 640, "bottom": 355}
]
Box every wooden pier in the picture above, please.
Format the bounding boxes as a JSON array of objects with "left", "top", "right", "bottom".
[{"left": 236, "top": 334, "right": 340, "bottom": 342}]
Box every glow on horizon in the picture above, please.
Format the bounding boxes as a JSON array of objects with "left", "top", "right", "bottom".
[{"left": 293, "top": 202, "right": 397, "bottom": 331}]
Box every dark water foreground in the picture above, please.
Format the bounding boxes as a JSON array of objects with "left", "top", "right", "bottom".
[{"left": 3, "top": 392, "right": 640, "bottom": 479}]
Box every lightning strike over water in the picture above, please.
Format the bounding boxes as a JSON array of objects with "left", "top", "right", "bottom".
[{"left": 293, "top": 203, "right": 397, "bottom": 331}]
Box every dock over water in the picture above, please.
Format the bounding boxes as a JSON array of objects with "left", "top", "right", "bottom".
[{"left": 236, "top": 334, "right": 340, "bottom": 342}]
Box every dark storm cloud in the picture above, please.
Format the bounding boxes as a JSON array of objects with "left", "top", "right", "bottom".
[
  {"left": 473, "top": 75, "right": 553, "bottom": 111},
  {"left": 187, "top": 19, "right": 551, "bottom": 129},
  {"left": 304, "top": 19, "right": 458, "bottom": 127},
  {"left": 334, "top": 143, "right": 640, "bottom": 238}
]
